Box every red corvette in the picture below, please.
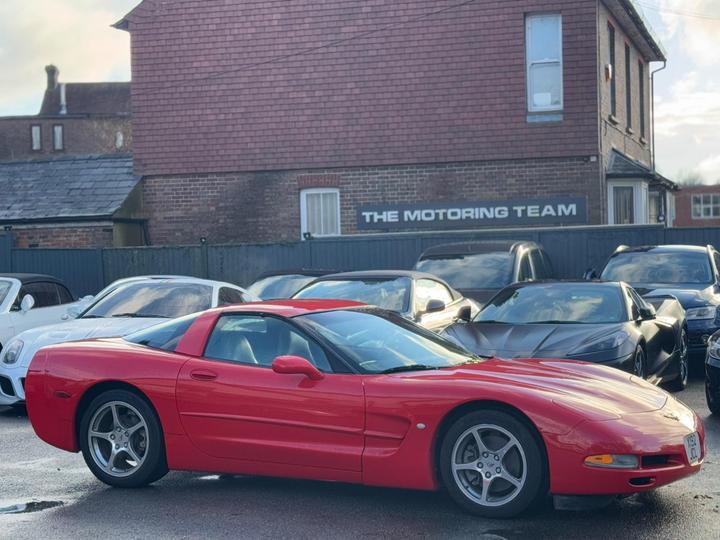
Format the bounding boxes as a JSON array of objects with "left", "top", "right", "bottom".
[{"left": 26, "top": 300, "right": 704, "bottom": 518}]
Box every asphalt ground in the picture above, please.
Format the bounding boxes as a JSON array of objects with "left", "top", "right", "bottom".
[{"left": 1, "top": 374, "right": 719, "bottom": 540}]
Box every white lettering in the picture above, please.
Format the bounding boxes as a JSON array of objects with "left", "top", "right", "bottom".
[
  {"left": 558, "top": 204, "right": 577, "bottom": 217},
  {"left": 496, "top": 207, "right": 509, "bottom": 219},
  {"left": 527, "top": 205, "right": 540, "bottom": 218},
  {"left": 541, "top": 205, "right": 557, "bottom": 217}
]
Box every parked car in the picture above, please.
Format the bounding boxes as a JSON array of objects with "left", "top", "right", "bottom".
[
  {"left": 292, "top": 270, "right": 477, "bottom": 331},
  {"left": 414, "top": 241, "right": 554, "bottom": 305},
  {"left": 591, "top": 245, "right": 720, "bottom": 362},
  {"left": 443, "top": 281, "right": 689, "bottom": 391},
  {"left": 248, "top": 270, "right": 337, "bottom": 300},
  {"left": 0, "top": 273, "right": 79, "bottom": 352},
  {"left": 0, "top": 277, "right": 258, "bottom": 406},
  {"left": 25, "top": 300, "right": 704, "bottom": 518},
  {"left": 705, "top": 331, "right": 720, "bottom": 414}
]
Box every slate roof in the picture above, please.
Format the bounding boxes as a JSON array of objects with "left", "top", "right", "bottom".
[
  {"left": 0, "top": 155, "right": 140, "bottom": 223},
  {"left": 606, "top": 150, "right": 679, "bottom": 191},
  {"left": 39, "top": 83, "right": 131, "bottom": 116}
]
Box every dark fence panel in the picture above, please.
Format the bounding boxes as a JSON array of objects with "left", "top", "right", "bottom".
[{"left": 7, "top": 224, "right": 720, "bottom": 294}]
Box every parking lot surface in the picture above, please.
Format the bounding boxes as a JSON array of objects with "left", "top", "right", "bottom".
[{"left": 2, "top": 375, "right": 719, "bottom": 540}]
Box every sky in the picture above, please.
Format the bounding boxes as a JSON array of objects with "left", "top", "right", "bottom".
[{"left": 0, "top": 0, "right": 718, "bottom": 183}]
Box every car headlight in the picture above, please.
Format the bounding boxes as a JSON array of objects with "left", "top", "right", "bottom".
[
  {"left": 2, "top": 340, "right": 24, "bottom": 365},
  {"left": 570, "top": 331, "right": 630, "bottom": 355},
  {"left": 585, "top": 454, "right": 639, "bottom": 469},
  {"left": 708, "top": 334, "right": 720, "bottom": 360},
  {"left": 686, "top": 306, "right": 719, "bottom": 321}
]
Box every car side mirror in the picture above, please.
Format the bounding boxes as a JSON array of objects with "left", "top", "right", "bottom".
[
  {"left": 457, "top": 306, "right": 473, "bottom": 323},
  {"left": 583, "top": 268, "right": 598, "bottom": 280},
  {"left": 272, "top": 355, "right": 325, "bottom": 381},
  {"left": 421, "top": 299, "right": 446, "bottom": 316},
  {"left": 639, "top": 305, "right": 656, "bottom": 321},
  {"left": 20, "top": 294, "right": 35, "bottom": 313}
]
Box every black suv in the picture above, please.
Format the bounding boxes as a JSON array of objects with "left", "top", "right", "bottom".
[{"left": 414, "top": 241, "right": 554, "bottom": 305}]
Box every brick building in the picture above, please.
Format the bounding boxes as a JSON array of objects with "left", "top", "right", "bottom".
[
  {"left": 674, "top": 185, "right": 720, "bottom": 228},
  {"left": 117, "top": 0, "right": 676, "bottom": 245},
  {"left": 0, "top": 65, "right": 132, "bottom": 161}
]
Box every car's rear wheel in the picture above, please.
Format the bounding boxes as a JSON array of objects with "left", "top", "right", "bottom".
[
  {"left": 633, "top": 346, "right": 647, "bottom": 379},
  {"left": 668, "top": 328, "right": 689, "bottom": 392},
  {"left": 439, "top": 410, "right": 546, "bottom": 518},
  {"left": 79, "top": 389, "right": 168, "bottom": 488},
  {"left": 707, "top": 380, "right": 720, "bottom": 416}
]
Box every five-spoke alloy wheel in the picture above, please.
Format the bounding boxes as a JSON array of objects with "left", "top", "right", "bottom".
[
  {"left": 440, "top": 409, "right": 545, "bottom": 518},
  {"left": 79, "top": 390, "right": 168, "bottom": 488}
]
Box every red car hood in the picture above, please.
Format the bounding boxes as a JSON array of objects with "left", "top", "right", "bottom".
[{"left": 389, "top": 358, "right": 668, "bottom": 418}]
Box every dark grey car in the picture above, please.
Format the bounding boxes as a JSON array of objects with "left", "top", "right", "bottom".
[{"left": 443, "top": 281, "right": 689, "bottom": 391}]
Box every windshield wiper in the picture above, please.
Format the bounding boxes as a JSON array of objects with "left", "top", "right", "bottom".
[
  {"left": 80, "top": 315, "right": 105, "bottom": 319},
  {"left": 111, "top": 313, "right": 171, "bottom": 319},
  {"left": 381, "top": 365, "right": 440, "bottom": 375}
]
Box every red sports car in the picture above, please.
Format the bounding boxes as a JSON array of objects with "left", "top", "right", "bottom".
[{"left": 25, "top": 300, "right": 705, "bottom": 518}]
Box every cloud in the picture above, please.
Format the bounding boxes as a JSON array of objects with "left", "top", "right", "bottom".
[
  {"left": 0, "top": 0, "right": 139, "bottom": 116},
  {"left": 694, "top": 156, "right": 720, "bottom": 183},
  {"left": 654, "top": 0, "right": 720, "bottom": 66},
  {"left": 654, "top": 73, "right": 720, "bottom": 138}
]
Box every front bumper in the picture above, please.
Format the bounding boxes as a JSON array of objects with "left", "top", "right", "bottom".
[
  {"left": 0, "top": 365, "right": 26, "bottom": 406},
  {"left": 687, "top": 320, "right": 720, "bottom": 358},
  {"left": 546, "top": 397, "right": 705, "bottom": 496}
]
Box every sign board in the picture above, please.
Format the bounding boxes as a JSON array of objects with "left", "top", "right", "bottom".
[{"left": 357, "top": 197, "right": 587, "bottom": 231}]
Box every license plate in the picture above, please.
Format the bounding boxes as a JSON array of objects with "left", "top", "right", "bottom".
[{"left": 684, "top": 432, "right": 702, "bottom": 465}]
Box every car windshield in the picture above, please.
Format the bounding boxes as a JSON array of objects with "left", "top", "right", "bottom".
[
  {"left": 477, "top": 284, "right": 627, "bottom": 324},
  {"left": 601, "top": 251, "right": 713, "bottom": 286},
  {"left": 81, "top": 282, "right": 213, "bottom": 319},
  {"left": 294, "top": 278, "right": 411, "bottom": 313},
  {"left": 0, "top": 280, "right": 12, "bottom": 305},
  {"left": 416, "top": 253, "right": 514, "bottom": 289},
  {"left": 248, "top": 275, "right": 318, "bottom": 300},
  {"left": 298, "top": 309, "right": 480, "bottom": 373}
]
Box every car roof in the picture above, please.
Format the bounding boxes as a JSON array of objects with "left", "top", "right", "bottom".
[
  {"left": 418, "top": 241, "right": 539, "bottom": 258},
  {"left": 0, "top": 273, "right": 65, "bottom": 285},
  {"left": 217, "top": 299, "right": 366, "bottom": 317},
  {"left": 614, "top": 245, "right": 711, "bottom": 255}
]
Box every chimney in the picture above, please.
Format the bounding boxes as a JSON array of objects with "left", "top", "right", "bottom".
[{"left": 45, "top": 65, "right": 59, "bottom": 90}]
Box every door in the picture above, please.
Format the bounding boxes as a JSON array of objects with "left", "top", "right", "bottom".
[
  {"left": 414, "top": 279, "right": 459, "bottom": 331},
  {"left": 626, "top": 287, "right": 673, "bottom": 377},
  {"left": 9, "top": 282, "right": 73, "bottom": 335},
  {"left": 176, "top": 314, "right": 365, "bottom": 471}
]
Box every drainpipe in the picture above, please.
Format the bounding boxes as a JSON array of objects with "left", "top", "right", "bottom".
[{"left": 650, "top": 61, "right": 667, "bottom": 172}]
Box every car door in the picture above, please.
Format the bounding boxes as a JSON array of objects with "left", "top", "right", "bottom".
[
  {"left": 626, "top": 287, "right": 674, "bottom": 376},
  {"left": 9, "top": 282, "right": 71, "bottom": 335},
  {"left": 414, "top": 279, "right": 459, "bottom": 331},
  {"left": 176, "top": 313, "right": 365, "bottom": 471}
]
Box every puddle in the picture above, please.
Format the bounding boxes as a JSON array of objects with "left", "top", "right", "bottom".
[{"left": 0, "top": 501, "right": 64, "bottom": 515}]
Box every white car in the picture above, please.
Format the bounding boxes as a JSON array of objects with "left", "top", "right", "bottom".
[
  {"left": 0, "top": 273, "right": 81, "bottom": 352},
  {"left": 0, "top": 276, "right": 258, "bottom": 406}
]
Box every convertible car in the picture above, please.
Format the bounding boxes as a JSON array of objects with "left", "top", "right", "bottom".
[
  {"left": 443, "top": 281, "right": 689, "bottom": 391},
  {"left": 26, "top": 300, "right": 703, "bottom": 518}
]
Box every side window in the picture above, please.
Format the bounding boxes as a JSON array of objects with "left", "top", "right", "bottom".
[
  {"left": 529, "top": 250, "right": 546, "bottom": 279},
  {"left": 518, "top": 255, "right": 532, "bottom": 282},
  {"left": 23, "top": 282, "right": 60, "bottom": 308},
  {"left": 541, "top": 251, "right": 555, "bottom": 278},
  {"left": 204, "top": 315, "right": 332, "bottom": 372},
  {"left": 713, "top": 252, "right": 720, "bottom": 279},
  {"left": 625, "top": 287, "right": 648, "bottom": 320},
  {"left": 415, "top": 279, "right": 454, "bottom": 311},
  {"left": 56, "top": 284, "right": 74, "bottom": 305},
  {"left": 218, "top": 287, "right": 246, "bottom": 306},
  {"left": 125, "top": 314, "right": 200, "bottom": 352}
]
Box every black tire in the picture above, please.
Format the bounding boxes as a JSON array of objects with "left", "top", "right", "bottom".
[
  {"left": 667, "top": 328, "right": 689, "bottom": 392},
  {"left": 707, "top": 380, "right": 720, "bottom": 416},
  {"left": 439, "top": 409, "right": 546, "bottom": 518},
  {"left": 633, "top": 346, "right": 647, "bottom": 379},
  {"left": 79, "top": 389, "right": 168, "bottom": 488}
]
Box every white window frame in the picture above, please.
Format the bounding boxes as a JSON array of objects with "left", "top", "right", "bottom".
[
  {"left": 607, "top": 180, "right": 648, "bottom": 225},
  {"left": 692, "top": 193, "right": 720, "bottom": 220},
  {"left": 526, "top": 14, "right": 564, "bottom": 113},
  {"left": 300, "top": 188, "right": 341, "bottom": 239},
  {"left": 31, "top": 125, "right": 42, "bottom": 151}
]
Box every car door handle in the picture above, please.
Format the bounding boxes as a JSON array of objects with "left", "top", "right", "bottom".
[{"left": 190, "top": 370, "right": 218, "bottom": 382}]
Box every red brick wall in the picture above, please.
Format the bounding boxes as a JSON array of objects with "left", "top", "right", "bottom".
[
  {"left": 128, "top": 0, "right": 600, "bottom": 176},
  {"left": 142, "top": 157, "right": 602, "bottom": 244},
  {"left": 0, "top": 117, "right": 132, "bottom": 161},
  {"left": 675, "top": 186, "right": 720, "bottom": 228},
  {"left": 12, "top": 225, "right": 114, "bottom": 248}
]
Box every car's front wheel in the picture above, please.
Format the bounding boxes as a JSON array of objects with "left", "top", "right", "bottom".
[
  {"left": 79, "top": 389, "right": 168, "bottom": 488},
  {"left": 668, "top": 328, "right": 689, "bottom": 392},
  {"left": 707, "top": 380, "right": 720, "bottom": 416},
  {"left": 633, "top": 346, "right": 647, "bottom": 379},
  {"left": 439, "top": 409, "right": 546, "bottom": 518}
]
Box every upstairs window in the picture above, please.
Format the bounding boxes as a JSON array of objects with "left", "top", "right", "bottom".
[
  {"left": 639, "top": 61, "right": 646, "bottom": 139},
  {"left": 53, "top": 125, "right": 64, "bottom": 151},
  {"left": 300, "top": 188, "right": 341, "bottom": 238},
  {"left": 31, "top": 125, "right": 42, "bottom": 151},
  {"left": 526, "top": 14, "right": 563, "bottom": 112},
  {"left": 609, "top": 24, "right": 617, "bottom": 118},
  {"left": 625, "top": 44, "right": 632, "bottom": 130}
]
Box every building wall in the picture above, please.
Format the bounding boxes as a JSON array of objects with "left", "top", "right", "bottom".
[
  {"left": 11, "top": 224, "right": 114, "bottom": 249},
  {"left": 674, "top": 186, "right": 720, "bottom": 228},
  {"left": 142, "top": 157, "right": 602, "bottom": 245},
  {"left": 0, "top": 116, "right": 132, "bottom": 161},
  {"left": 128, "top": 0, "right": 600, "bottom": 176}
]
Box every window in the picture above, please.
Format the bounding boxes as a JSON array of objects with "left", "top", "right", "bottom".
[
  {"left": 415, "top": 252, "right": 514, "bottom": 290},
  {"left": 56, "top": 284, "right": 74, "bottom": 304},
  {"left": 639, "top": 61, "right": 646, "bottom": 139},
  {"left": 625, "top": 44, "right": 632, "bottom": 130},
  {"left": 300, "top": 188, "right": 341, "bottom": 238},
  {"left": 204, "top": 315, "right": 332, "bottom": 371},
  {"left": 609, "top": 24, "right": 617, "bottom": 118},
  {"left": 526, "top": 14, "right": 563, "bottom": 112},
  {"left": 613, "top": 186, "right": 635, "bottom": 224},
  {"left": 218, "top": 287, "right": 246, "bottom": 306},
  {"left": 22, "top": 282, "right": 60, "bottom": 308},
  {"left": 53, "top": 125, "right": 64, "bottom": 151},
  {"left": 31, "top": 125, "right": 42, "bottom": 151},
  {"left": 692, "top": 194, "right": 720, "bottom": 219},
  {"left": 125, "top": 313, "right": 201, "bottom": 352},
  {"left": 415, "top": 279, "right": 454, "bottom": 312}
]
